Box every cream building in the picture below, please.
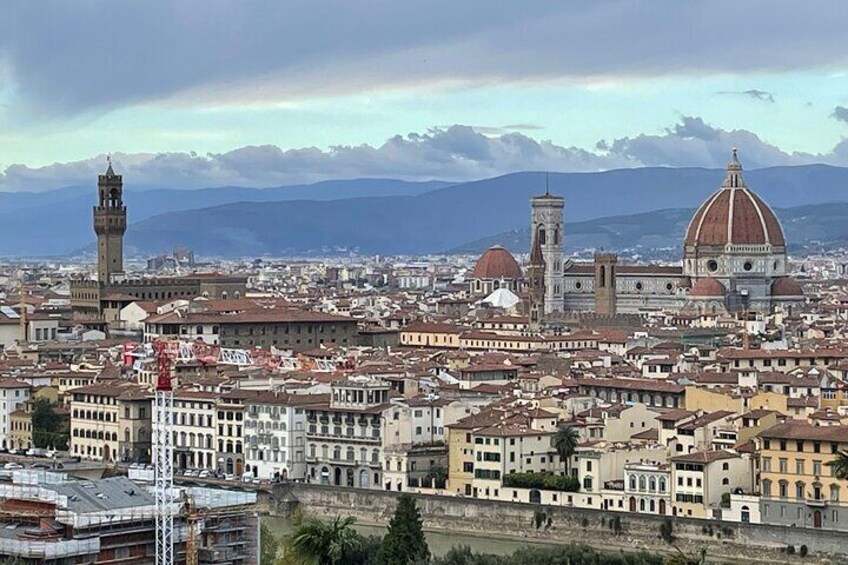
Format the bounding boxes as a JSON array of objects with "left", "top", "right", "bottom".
[
  {"left": 69, "top": 381, "right": 151, "bottom": 462},
  {"left": 304, "top": 376, "right": 389, "bottom": 489}
]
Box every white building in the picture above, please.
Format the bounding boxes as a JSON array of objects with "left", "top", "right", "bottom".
[
  {"left": 0, "top": 379, "right": 31, "bottom": 450},
  {"left": 244, "top": 391, "right": 314, "bottom": 481}
]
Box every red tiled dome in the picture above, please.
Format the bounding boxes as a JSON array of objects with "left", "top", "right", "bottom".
[
  {"left": 690, "top": 277, "right": 726, "bottom": 297},
  {"left": 472, "top": 246, "right": 522, "bottom": 280},
  {"left": 684, "top": 150, "right": 785, "bottom": 248},
  {"left": 771, "top": 277, "right": 803, "bottom": 297}
]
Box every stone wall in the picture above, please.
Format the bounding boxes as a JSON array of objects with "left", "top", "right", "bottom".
[{"left": 265, "top": 484, "right": 848, "bottom": 564}]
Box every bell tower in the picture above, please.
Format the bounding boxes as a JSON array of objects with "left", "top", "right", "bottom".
[
  {"left": 527, "top": 228, "right": 546, "bottom": 332},
  {"left": 530, "top": 175, "right": 565, "bottom": 314},
  {"left": 93, "top": 158, "right": 126, "bottom": 283}
]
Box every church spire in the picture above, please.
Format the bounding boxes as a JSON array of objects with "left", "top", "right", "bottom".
[{"left": 105, "top": 155, "right": 115, "bottom": 177}]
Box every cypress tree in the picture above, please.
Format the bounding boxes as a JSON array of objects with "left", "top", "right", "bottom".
[{"left": 376, "top": 494, "right": 431, "bottom": 565}]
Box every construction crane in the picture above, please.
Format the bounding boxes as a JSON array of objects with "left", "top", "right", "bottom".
[
  {"left": 147, "top": 337, "right": 354, "bottom": 565},
  {"left": 153, "top": 340, "right": 175, "bottom": 565}
]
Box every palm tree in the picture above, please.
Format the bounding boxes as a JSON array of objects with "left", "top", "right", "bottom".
[
  {"left": 286, "top": 515, "right": 362, "bottom": 565},
  {"left": 828, "top": 450, "right": 848, "bottom": 480},
  {"left": 552, "top": 424, "right": 580, "bottom": 475}
]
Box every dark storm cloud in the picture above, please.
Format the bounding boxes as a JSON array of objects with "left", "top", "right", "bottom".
[
  {"left": 3, "top": 118, "right": 848, "bottom": 191},
  {"left": 834, "top": 106, "right": 848, "bottom": 124},
  {"left": 0, "top": 1, "right": 847, "bottom": 117}
]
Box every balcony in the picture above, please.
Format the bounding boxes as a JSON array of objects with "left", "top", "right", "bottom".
[{"left": 806, "top": 497, "right": 828, "bottom": 507}]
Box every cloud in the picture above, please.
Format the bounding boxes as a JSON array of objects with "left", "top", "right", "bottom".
[
  {"left": 717, "top": 89, "right": 776, "bottom": 103},
  {"left": 3, "top": 117, "right": 848, "bottom": 192},
  {"left": 1, "top": 2, "right": 847, "bottom": 118},
  {"left": 834, "top": 106, "right": 848, "bottom": 124},
  {"left": 470, "top": 124, "right": 545, "bottom": 134}
]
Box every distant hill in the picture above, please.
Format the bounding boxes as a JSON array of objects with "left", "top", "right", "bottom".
[
  {"left": 0, "top": 178, "right": 449, "bottom": 256},
  {"left": 125, "top": 165, "right": 848, "bottom": 257},
  {"left": 452, "top": 202, "right": 848, "bottom": 256}
]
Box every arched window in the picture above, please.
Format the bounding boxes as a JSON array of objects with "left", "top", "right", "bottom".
[
  {"left": 659, "top": 477, "right": 667, "bottom": 492},
  {"left": 124, "top": 429, "right": 130, "bottom": 443},
  {"left": 638, "top": 475, "right": 646, "bottom": 491},
  {"left": 583, "top": 476, "right": 593, "bottom": 490},
  {"left": 629, "top": 475, "right": 637, "bottom": 490},
  {"left": 599, "top": 265, "right": 606, "bottom": 287},
  {"left": 649, "top": 477, "right": 657, "bottom": 492},
  {"left": 722, "top": 477, "right": 730, "bottom": 485},
  {"left": 538, "top": 227, "right": 546, "bottom": 245}
]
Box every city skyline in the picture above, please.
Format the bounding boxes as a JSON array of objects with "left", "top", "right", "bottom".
[{"left": 1, "top": 1, "right": 848, "bottom": 190}]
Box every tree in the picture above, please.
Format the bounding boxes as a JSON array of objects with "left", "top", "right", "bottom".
[
  {"left": 287, "top": 516, "right": 362, "bottom": 565},
  {"left": 828, "top": 450, "right": 848, "bottom": 480},
  {"left": 551, "top": 424, "right": 580, "bottom": 474},
  {"left": 32, "top": 398, "right": 68, "bottom": 450},
  {"left": 424, "top": 465, "right": 448, "bottom": 489},
  {"left": 260, "top": 523, "right": 280, "bottom": 565},
  {"left": 376, "top": 494, "right": 430, "bottom": 565}
]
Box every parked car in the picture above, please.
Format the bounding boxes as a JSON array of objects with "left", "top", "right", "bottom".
[
  {"left": 7, "top": 449, "right": 19, "bottom": 456},
  {"left": 183, "top": 469, "right": 197, "bottom": 477},
  {"left": 224, "top": 473, "right": 235, "bottom": 481},
  {"left": 30, "top": 463, "right": 50, "bottom": 470},
  {"left": 198, "top": 470, "right": 211, "bottom": 479},
  {"left": 4, "top": 462, "right": 23, "bottom": 470}
]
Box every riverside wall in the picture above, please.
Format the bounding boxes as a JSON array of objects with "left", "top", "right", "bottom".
[{"left": 260, "top": 484, "right": 848, "bottom": 564}]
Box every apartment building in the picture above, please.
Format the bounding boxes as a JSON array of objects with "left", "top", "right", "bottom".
[
  {"left": 0, "top": 379, "right": 31, "bottom": 450},
  {"left": 304, "top": 376, "right": 389, "bottom": 489},
  {"left": 670, "top": 450, "right": 751, "bottom": 518},
  {"left": 243, "top": 391, "right": 320, "bottom": 481},
  {"left": 69, "top": 381, "right": 151, "bottom": 462},
  {"left": 173, "top": 390, "right": 218, "bottom": 471},
  {"left": 755, "top": 421, "right": 848, "bottom": 531}
]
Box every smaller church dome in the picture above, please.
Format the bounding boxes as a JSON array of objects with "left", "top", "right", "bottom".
[
  {"left": 690, "top": 277, "right": 726, "bottom": 297},
  {"left": 771, "top": 277, "right": 804, "bottom": 297},
  {"left": 472, "top": 246, "right": 522, "bottom": 280}
]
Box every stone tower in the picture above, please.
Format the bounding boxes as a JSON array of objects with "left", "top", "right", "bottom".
[
  {"left": 93, "top": 160, "right": 126, "bottom": 283},
  {"left": 527, "top": 228, "right": 546, "bottom": 332},
  {"left": 530, "top": 183, "right": 564, "bottom": 314},
  {"left": 594, "top": 252, "right": 618, "bottom": 316}
]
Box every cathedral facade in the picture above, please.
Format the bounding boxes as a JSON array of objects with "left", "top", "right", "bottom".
[{"left": 529, "top": 150, "right": 804, "bottom": 317}]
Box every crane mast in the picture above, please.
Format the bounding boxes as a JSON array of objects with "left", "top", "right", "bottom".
[{"left": 153, "top": 341, "right": 175, "bottom": 565}]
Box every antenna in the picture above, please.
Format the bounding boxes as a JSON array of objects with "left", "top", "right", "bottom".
[{"left": 545, "top": 172, "right": 550, "bottom": 196}]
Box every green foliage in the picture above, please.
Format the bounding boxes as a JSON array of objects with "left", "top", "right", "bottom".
[
  {"left": 659, "top": 518, "right": 674, "bottom": 544},
  {"left": 31, "top": 398, "right": 68, "bottom": 450},
  {"left": 286, "top": 515, "right": 362, "bottom": 565},
  {"left": 502, "top": 472, "right": 580, "bottom": 492},
  {"left": 376, "top": 494, "right": 431, "bottom": 565},
  {"left": 551, "top": 424, "right": 580, "bottom": 471},
  {"left": 799, "top": 545, "right": 808, "bottom": 558},
  {"left": 719, "top": 492, "right": 730, "bottom": 508},
  {"left": 828, "top": 450, "right": 848, "bottom": 480},
  {"left": 424, "top": 465, "right": 448, "bottom": 489},
  {"left": 261, "top": 523, "right": 280, "bottom": 565},
  {"left": 433, "top": 543, "right": 666, "bottom": 565}
]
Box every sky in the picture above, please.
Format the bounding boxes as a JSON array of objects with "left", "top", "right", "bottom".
[{"left": 1, "top": 1, "right": 848, "bottom": 191}]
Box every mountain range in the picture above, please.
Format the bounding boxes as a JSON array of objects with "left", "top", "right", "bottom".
[{"left": 3, "top": 164, "right": 848, "bottom": 257}]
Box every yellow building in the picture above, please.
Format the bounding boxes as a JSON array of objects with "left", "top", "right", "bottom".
[
  {"left": 755, "top": 421, "right": 848, "bottom": 530},
  {"left": 399, "top": 322, "right": 466, "bottom": 348},
  {"left": 70, "top": 381, "right": 151, "bottom": 463}
]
